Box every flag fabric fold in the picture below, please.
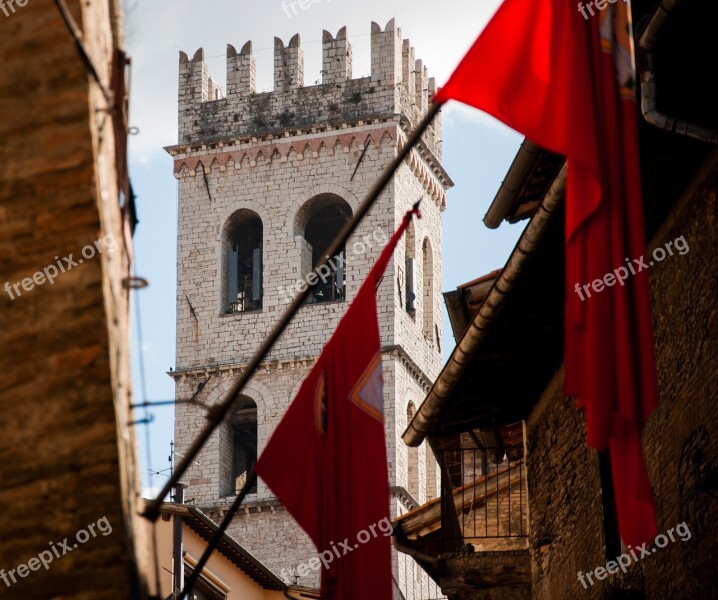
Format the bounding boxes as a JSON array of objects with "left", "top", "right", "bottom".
[
  {"left": 435, "top": 0, "right": 657, "bottom": 546},
  {"left": 255, "top": 208, "right": 419, "bottom": 599}
]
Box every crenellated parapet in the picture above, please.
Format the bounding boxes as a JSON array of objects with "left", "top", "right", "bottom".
[
  {"left": 226, "top": 41, "right": 255, "bottom": 96},
  {"left": 176, "top": 20, "right": 442, "bottom": 159},
  {"left": 322, "top": 27, "right": 352, "bottom": 85},
  {"left": 274, "top": 34, "right": 303, "bottom": 93}
]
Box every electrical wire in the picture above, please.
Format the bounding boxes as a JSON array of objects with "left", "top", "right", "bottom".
[
  {"left": 54, "top": 0, "right": 113, "bottom": 104},
  {"left": 133, "top": 282, "right": 162, "bottom": 596}
]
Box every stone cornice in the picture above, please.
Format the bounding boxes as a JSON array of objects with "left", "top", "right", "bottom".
[
  {"left": 399, "top": 115, "right": 453, "bottom": 194},
  {"left": 165, "top": 115, "right": 397, "bottom": 160},
  {"left": 166, "top": 115, "right": 449, "bottom": 209},
  {"left": 169, "top": 344, "right": 434, "bottom": 393}
]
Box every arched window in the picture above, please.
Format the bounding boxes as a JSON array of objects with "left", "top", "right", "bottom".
[
  {"left": 407, "top": 402, "right": 420, "bottom": 501},
  {"left": 403, "top": 218, "right": 416, "bottom": 316},
  {"left": 295, "top": 194, "right": 351, "bottom": 303},
  {"left": 224, "top": 210, "right": 263, "bottom": 314},
  {"left": 422, "top": 238, "right": 434, "bottom": 340},
  {"left": 231, "top": 396, "right": 257, "bottom": 494}
]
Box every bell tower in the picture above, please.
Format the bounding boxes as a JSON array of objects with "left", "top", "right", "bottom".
[{"left": 168, "top": 20, "right": 452, "bottom": 597}]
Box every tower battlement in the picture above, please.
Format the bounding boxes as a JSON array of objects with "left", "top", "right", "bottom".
[{"left": 177, "top": 20, "right": 441, "bottom": 157}]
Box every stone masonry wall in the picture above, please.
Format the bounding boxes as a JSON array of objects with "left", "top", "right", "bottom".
[
  {"left": 0, "top": 0, "right": 146, "bottom": 597},
  {"left": 641, "top": 154, "right": 718, "bottom": 599},
  {"left": 172, "top": 20, "right": 449, "bottom": 599},
  {"left": 177, "top": 21, "right": 442, "bottom": 159},
  {"left": 524, "top": 154, "right": 718, "bottom": 600},
  {"left": 525, "top": 369, "right": 612, "bottom": 600}
]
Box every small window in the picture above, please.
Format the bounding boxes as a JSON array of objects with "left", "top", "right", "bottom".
[
  {"left": 225, "top": 210, "right": 262, "bottom": 314},
  {"left": 404, "top": 219, "right": 416, "bottom": 316},
  {"left": 407, "top": 402, "right": 420, "bottom": 501},
  {"left": 422, "top": 238, "right": 434, "bottom": 340},
  {"left": 231, "top": 397, "right": 257, "bottom": 494}
]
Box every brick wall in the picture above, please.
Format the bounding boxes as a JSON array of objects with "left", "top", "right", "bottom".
[{"left": 525, "top": 369, "right": 611, "bottom": 600}]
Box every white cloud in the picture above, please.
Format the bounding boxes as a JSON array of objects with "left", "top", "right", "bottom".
[{"left": 141, "top": 486, "right": 160, "bottom": 500}]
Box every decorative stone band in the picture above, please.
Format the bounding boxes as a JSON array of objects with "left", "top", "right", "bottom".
[{"left": 168, "top": 124, "right": 449, "bottom": 208}]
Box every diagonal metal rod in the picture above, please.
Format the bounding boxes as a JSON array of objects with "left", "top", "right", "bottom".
[
  {"left": 180, "top": 472, "right": 258, "bottom": 600},
  {"left": 143, "top": 102, "right": 442, "bottom": 523}
]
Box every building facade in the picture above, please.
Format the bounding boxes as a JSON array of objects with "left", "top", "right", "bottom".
[
  {"left": 168, "top": 20, "right": 452, "bottom": 597},
  {"left": 147, "top": 501, "right": 315, "bottom": 599},
  {"left": 0, "top": 0, "right": 148, "bottom": 597},
  {"left": 397, "top": 3, "right": 718, "bottom": 598}
]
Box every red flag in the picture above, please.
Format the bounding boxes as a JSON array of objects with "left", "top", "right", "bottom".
[
  {"left": 435, "top": 0, "right": 657, "bottom": 546},
  {"left": 255, "top": 209, "right": 419, "bottom": 599}
]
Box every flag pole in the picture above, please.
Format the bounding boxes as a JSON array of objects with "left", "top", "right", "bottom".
[
  {"left": 179, "top": 471, "right": 258, "bottom": 600},
  {"left": 144, "top": 101, "right": 443, "bottom": 523}
]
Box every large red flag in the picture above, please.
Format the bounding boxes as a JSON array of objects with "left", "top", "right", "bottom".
[
  {"left": 255, "top": 208, "right": 419, "bottom": 599},
  {"left": 434, "top": 0, "right": 657, "bottom": 546}
]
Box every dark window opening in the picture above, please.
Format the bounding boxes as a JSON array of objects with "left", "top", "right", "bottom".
[
  {"left": 599, "top": 450, "right": 622, "bottom": 559},
  {"left": 422, "top": 238, "right": 434, "bottom": 339},
  {"left": 231, "top": 397, "right": 257, "bottom": 495},
  {"left": 405, "top": 256, "right": 416, "bottom": 314},
  {"left": 304, "top": 201, "right": 350, "bottom": 303},
  {"left": 226, "top": 211, "right": 262, "bottom": 314},
  {"left": 183, "top": 564, "right": 227, "bottom": 600},
  {"left": 405, "top": 219, "right": 416, "bottom": 316}
]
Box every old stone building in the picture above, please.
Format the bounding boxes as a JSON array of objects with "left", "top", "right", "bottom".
[
  {"left": 397, "top": 2, "right": 718, "bottom": 599},
  {"left": 167, "top": 20, "right": 452, "bottom": 597},
  {"left": 0, "top": 0, "right": 148, "bottom": 597}
]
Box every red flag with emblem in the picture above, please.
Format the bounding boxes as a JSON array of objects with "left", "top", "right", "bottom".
[
  {"left": 255, "top": 208, "right": 419, "bottom": 599},
  {"left": 434, "top": 0, "right": 657, "bottom": 546}
]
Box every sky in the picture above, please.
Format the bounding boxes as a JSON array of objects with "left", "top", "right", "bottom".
[{"left": 122, "top": 0, "right": 525, "bottom": 496}]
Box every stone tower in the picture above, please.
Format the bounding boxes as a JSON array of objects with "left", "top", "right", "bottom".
[{"left": 168, "top": 20, "right": 452, "bottom": 598}]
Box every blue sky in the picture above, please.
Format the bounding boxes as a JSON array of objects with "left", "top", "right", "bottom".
[{"left": 123, "top": 0, "right": 524, "bottom": 496}]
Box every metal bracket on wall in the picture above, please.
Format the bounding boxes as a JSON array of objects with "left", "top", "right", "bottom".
[
  {"left": 200, "top": 162, "right": 213, "bottom": 203},
  {"left": 350, "top": 139, "right": 371, "bottom": 181},
  {"left": 186, "top": 294, "right": 199, "bottom": 323}
]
